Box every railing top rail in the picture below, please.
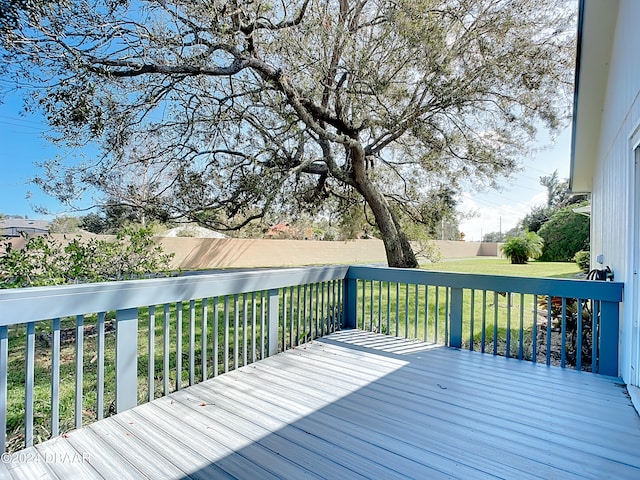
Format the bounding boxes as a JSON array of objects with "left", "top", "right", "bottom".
[
  {"left": 347, "top": 266, "right": 624, "bottom": 302},
  {"left": 0, "top": 264, "right": 624, "bottom": 327},
  {"left": 0, "top": 265, "right": 349, "bottom": 326}
]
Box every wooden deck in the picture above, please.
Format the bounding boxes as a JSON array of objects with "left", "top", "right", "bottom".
[{"left": 3, "top": 330, "right": 640, "bottom": 479}]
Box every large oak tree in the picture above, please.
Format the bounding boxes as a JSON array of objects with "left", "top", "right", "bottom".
[{"left": 1, "top": 0, "right": 575, "bottom": 267}]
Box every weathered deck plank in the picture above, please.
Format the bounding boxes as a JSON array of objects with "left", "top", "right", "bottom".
[{"left": 3, "top": 330, "right": 640, "bottom": 480}]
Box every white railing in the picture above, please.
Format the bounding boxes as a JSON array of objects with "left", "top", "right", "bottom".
[
  {"left": 0, "top": 266, "right": 347, "bottom": 453},
  {"left": 0, "top": 264, "right": 624, "bottom": 453}
]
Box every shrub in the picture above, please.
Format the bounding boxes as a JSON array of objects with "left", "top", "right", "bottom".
[
  {"left": 574, "top": 250, "right": 590, "bottom": 272},
  {"left": 501, "top": 231, "right": 544, "bottom": 264},
  {"left": 538, "top": 207, "right": 589, "bottom": 262},
  {"left": 0, "top": 227, "right": 174, "bottom": 288}
]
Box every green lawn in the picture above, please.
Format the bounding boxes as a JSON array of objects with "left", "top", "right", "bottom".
[{"left": 421, "top": 257, "right": 582, "bottom": 278}]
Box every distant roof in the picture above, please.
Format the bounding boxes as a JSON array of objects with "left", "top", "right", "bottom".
[{"left": 0, "top": 219, "right": 50, "bottom": 237}]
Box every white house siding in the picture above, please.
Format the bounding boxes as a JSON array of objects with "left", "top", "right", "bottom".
[{"left": 590, "top": 0, "right": 640, "bottom": 384}]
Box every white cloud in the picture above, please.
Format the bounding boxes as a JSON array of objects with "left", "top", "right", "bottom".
[{"left": 459, "top": 191, "right": 547, "bottom": 241}]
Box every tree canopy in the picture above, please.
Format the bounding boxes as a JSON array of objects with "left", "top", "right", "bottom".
[{"left": 1, "top": 0, "right": 576, "bottom": 267}]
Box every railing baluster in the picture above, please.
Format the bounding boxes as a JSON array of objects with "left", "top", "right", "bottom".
[
  {"left": 289, "top": 287, "right": 295, "bottom": 348},
  {"left": 378, "top": 281, "right": 383, "bottom": 333},
  {"left": 251, "top": 292, "right": 257, "bottom": 362},
  {"left": 243, "top": 294, "right": 248, "bottom": 365},
  {"left": 404, "top": 283, "right": 409, "bottom": 339},
  {"left": 369, "top": 280, "right": 374, "bottom": 332},
  {"left": 224, "top": 296, "right": 230, "bottom": 373},
  {"left": 296, "top": 286, "right": 301, "bottom": 344},
  {"left": 189, "top": 300, "right": 195, "bottom": 386},
  {"left": 321, "top": 282, "right": 326, "bottom": 336},
  {"left": 0, "top": 326, "right": 7, "bottom": 453},
  {"left": 386, "top": 282, "right": 391, "bottom": 335},
  {"left": 532, "top": 296, "right": 538, "bottom": 363},
  {"left": 213, "top": 297, "right": 219, "bottom": 377},
  {"left": 25, "top": 321, "right": 35, "bottom": 447},
  {"left": 303, "top": 284, "right": 309, "bottom": 339},
  {"left": 305, "top": 285, "right": 313, "bottom": 342},
  {"left": 413, "top": 284, "right": 419, "bottom": 339},
  {"left": 234, "top": 294, "right": 239, "bottom": 369},
  {"left": 176, "top": 302, "right": 183, "bottom": 390},
  {"left": 469, "top": 290, "right": 475, "bottom": 351},
  {"left": 518, "top": 294, "right": 524, "bottom": 360},
  {"left": 445, "top": 288, "right": 450, "bottom": 346},
  {"left": 315, "top": 283, "right": 320, "bottom": 339},
  {"left": 328, "top": 281, "right": 333, "bottom": 333},
  {"left": 546, "top": 296, "right": 552, "bottom": 366},
  {"left": 395, "top": 282, "right": 400, "bottom": 337},
  {"left": 335, "top": 280, "right": 339, "bottom": 331},
  {"left": 201, "top": 298, "right": 208, "bottom": 382},
  {"left": 506, "top": 293, "right": 512, "bottom": 358},
  {"left": 51, "top": 318, "right": 61, "bottom": 431},
  {"left": 423, "top": 284, "right": 429, "bottom": 343},
  {"left": 493, "top": 292, "right": 498, "bottom": 355},
  {"left": 481, "top": 291, "right": 487, "bottom": 353},
  {"left": 75, "top": 314, "right": 84, "bottom": 429},
  {"left": 163, "top": 304, "right": 170, "bottom": 396},
  {"left": 434, "top": 286, "right": 440, "bottom": 344},
  {"left": 148, "top": 306, "right": 155, "bottom": 402},
  {"left": 337, "top": 280, "right": 342, "bottom": 330},
  {"left": 282, "top": 289, "right": 287, "bottom": 351},
  {"left": 95, "top": 312, "right": 106, "bottom": 418},
  {"left": 561, "top": 297, "right": 567, "bottom": 368},
  {"left": 361, "top": 280, "right": 366, "bottom": 330},
  {"left": 576, "top": 297, "right": 583, "bottom": 371},
  {"left": 260, "top": 292, "right": 266, "bottom": 360}
]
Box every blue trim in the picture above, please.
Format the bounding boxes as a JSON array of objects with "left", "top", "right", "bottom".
[{"left": 346, "top": 266, "right": 623, "bottom": 302}]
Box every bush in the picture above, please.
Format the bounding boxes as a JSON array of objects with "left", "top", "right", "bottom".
[
  {"left": 501, "top": 231, "right": 544, "bottom": 264},
  {"left": 538, "top": 207, "right": 589, "bottom": 262},
  {"left": 574, "top": 250, "right": 590, "bottom": 273},
  {"left": 0, "top": 227, "right": 174, "bottom": 288}
]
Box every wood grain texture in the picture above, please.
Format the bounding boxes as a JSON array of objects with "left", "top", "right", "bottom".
[{"left": 4, "top": 330, "right": 640, "bottom": 480}]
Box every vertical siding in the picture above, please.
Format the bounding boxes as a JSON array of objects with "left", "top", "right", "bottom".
[{"left": 591, "top": 0, "right": 640, "bottom": 383}]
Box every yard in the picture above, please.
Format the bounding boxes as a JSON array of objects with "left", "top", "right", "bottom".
[{"left": 422, "top": 258, "right": 582, "bottom": 278}]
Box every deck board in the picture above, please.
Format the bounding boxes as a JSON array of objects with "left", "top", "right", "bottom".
[{"left": 4, "top": 329, "right": 640, "bottom": 480}]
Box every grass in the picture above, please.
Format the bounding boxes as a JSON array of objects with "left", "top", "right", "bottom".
[{"left": 421, "top": 258, "right": 581, "bottom": 278}]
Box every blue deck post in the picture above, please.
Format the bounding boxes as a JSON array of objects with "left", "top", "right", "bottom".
[
  {"left": 268, "top": 289, "right": 280, "bottom": 356},
  {"left": 599, "top": 301, "right": 619, "bottom": 376},
  {"left": 116, "top": 308, "right": 138, "bottom": 412},
  {"left": 450, "top": 287, "right": 463, "bottom": 348},
  {"left": 343, "top": 276, "right": 358, "bottom": 329}
]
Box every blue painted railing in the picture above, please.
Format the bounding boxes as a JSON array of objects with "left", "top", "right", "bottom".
[
  {"left": 0, "top": 265, "right": 624, "bottom": 453},
  {"left": 345, "top": 267, "right": 623, "bottom": 376}
]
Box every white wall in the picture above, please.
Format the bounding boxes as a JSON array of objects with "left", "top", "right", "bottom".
[{"left": 590, "top": 0, "right": 640, "bottom": 384}]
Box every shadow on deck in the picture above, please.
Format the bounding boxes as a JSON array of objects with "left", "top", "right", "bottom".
[{"left": 4, "top": 330, "right": 640, "bottom": 479}]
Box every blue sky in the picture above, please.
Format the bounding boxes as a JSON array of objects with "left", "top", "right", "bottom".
[{"left": 0, "top": 88, "right": 571, "bottom": 240}]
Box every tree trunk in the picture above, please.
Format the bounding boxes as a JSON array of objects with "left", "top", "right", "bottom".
[{"left": 351, "top": 147, "right": 419, "bottom": 268}]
